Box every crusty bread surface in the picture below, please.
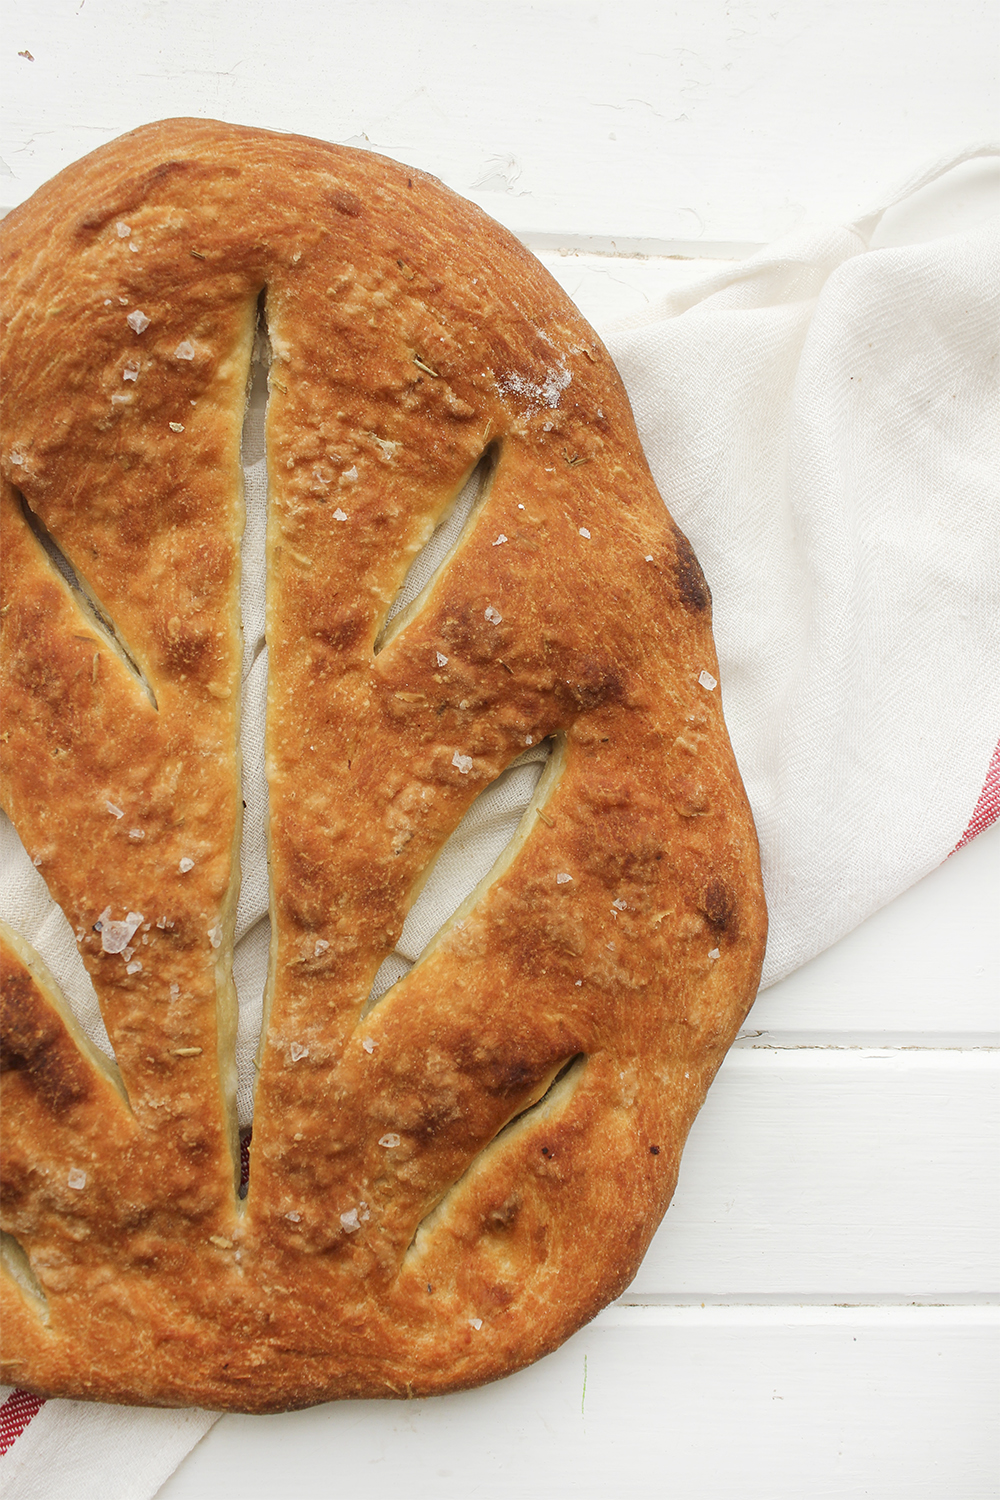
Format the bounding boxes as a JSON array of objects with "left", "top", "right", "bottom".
[{"left": 0, "top": 118, "right": 766, "bottom": 1412}]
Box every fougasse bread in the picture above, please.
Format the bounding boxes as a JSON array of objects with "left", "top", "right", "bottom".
[{"left": 0, "top": 119, "right": 766, "bottom": 1412}]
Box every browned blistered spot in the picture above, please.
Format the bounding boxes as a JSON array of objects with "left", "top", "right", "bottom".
[
  {"left": 75, "top": 161, "right": 239, "bottom": 237},
  {"left": 0, "top": 960, "right": 92, "bottom": 1116},
  {"left": 314, "top": 609, "right": 367, "bottom": 655},
  {"left": 671, "top": 521, "right": 711, "bottom": 614},
  {"left": 486, "top": 1194, "right": 521, "bottom": 1231},
  {"left": 699, "top": 877, "right": 737, "bottom": 934},
  {"left": 327, "top": 189, "right": 363, "bottom": 218},
  {"left": 670, "top": 775, "right": 710, "bottom": 818}
]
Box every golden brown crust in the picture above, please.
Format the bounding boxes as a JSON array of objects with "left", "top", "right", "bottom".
[{"left": 0, "top": 118, "right": 765, "bottom": 1412}]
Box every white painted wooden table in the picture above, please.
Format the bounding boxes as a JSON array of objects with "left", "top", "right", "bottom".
[{"left": 2, "top": 2, "right": 997, "bottom": 1495}]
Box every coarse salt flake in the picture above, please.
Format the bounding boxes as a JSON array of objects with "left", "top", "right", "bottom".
[
  {"left": 9, "top": 451, "right": 25, "bottom": 467},
  {"left": 208, "top": 922, "right": 222, "bottom": 949},
  {"left": 123, "top": 363, "right": 140, "bottom": 381},
  {"left": 579, "top": 527, "right": 591, "bottom": 539},
  {"left": 116, "top": 222, "right": 131, "bottom": 238},
  {"left": 484, "top": 605, "right": 502, "bottom": 625},
  {"left": 342, "top": 465, "right": 358, "bottom": 482},
  {"left": 332, "top": 508, "right": 348, "bottom": 521},
  {"left": 67, "top": 1168, "right": 87, "bottom": 1190},
  {"left": 525, "top": 736, "right": 533, "bottom": 745},
  {"left": 106, "top": 802, "right": 124, "bottom": 819},
  {"left": 452, "top": 752, "right": 473, "bottom": 774},
  {"left": 178, "top": 858, "right": 194, "bottom": 874},
  {"left": 708, "top": 947, "right": 720, "bottom": 961},
  {"left": 98, "top": 909, "right": 144, "bottom": 955},
  {"left": 493, "top": 534, "right": 507, "bottom": 546},
  {"left": 174, "top": 341, "right": 195, "bottom": 360},
  {"left": 314, "top": 939, "right": 329, "bottom": 956},
  {"left": 126, "top": 960, "right": 143, "bottom": 975},
  {"left": 285, "top": 1211, "right": 301, "bottom": 1222},
  {"left": 340, "top": 1203, "right": 370, "bottom": 1233},
  {"left": 645, "top": 555, "right": 653, "bottom": 562},
  {"left": 129, "top": 828, "right": 145, "bottom": 841},
  {"left": 698, "top": 670, "right": 717, "bottom": 691},
  {"left": 379, "top": 1133, "right": 401, "bottom": 1148},
  {"left": 469, "top": 1317, "right": 483, "bottom": 1330},
  {"left": 362, "top": 1037, "right": 377, "bottom": 1054},
  {"left": 612, "top": 898, "right": 627, "bottom": 910},
  {"left": 290, "top": 1042, "right": 309, "bottom": 1062},
  {"left": 169, "top": 422, "right": 185, "bottom": 433},
  {"left": 436, "top": 651, "right": 449, "bottom": 666},
  {"left": 126, "top": 309, "right": 150, "bottom": 334},
  {"left": 169, "top": 984, "right": 180, "bottom": 1000},
  {"left": 556, "top": 872, "right": 573, "bottom": 885}
]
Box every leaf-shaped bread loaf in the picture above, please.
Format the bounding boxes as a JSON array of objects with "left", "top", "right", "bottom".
[{"left": 0, "top": 119, "right": 765, "bottom": 1412}]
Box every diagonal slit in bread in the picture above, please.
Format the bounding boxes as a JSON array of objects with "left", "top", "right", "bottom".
[{"left": 0, "top": 118, "right": 766, "bottom": 1412}]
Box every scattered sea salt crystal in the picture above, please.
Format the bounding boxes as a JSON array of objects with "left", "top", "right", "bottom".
[
  {"left": 342, "top": 465, "right": 358, "bottom": 482},
  {"left": 129, "top": 243, "right": 139, "bottom": 253},
  {"left": 484, "top": 606, "right": 502, "bottom": 625},
  {"left": 169, "top": 422, "right": 185, "bottom": 433},
  {"left": 340, "top": 1204, "right": 370, "bottom": 1233},
  {"left": 174, "top": 341, "right": 195, "bottom": 360},
  {"left": 116, "top": 222, "right": 131, "bottom": 238},
  {"left": 579, "top": 527, "right": 591, "bottom": 539},
  {"left": 698, "top": 670, "right": 718, "bottom": 691},
  {"left": 436, "top": 651, "right": 449, "bottom": 666},
  {"left": 452, "top": 752, "right": 473, "bottom": 774},
  {"left": 525, "top": 736, "right": 533, "bottom": 745},
  {"left": 32, "top": 855, "right": 42, "bottom": 867},
  {"left": 493, "top": 534, "right": 507, "bottom": 546},
  {"left": 129, "top": 828, "right": 144, "bottom": 841},
  {"left": 106, "top": 802, "right": 124, "bottom": 819},
  {"left": 379, "top": 1133, "right": 401, "bottom": 1148},
  {"left": 99, "top": 909, "right": 144, "bottom": 955},
  {"left": 111, "top": 394, "right": 130, "bottom": 405},
  {"left": 126, "top": 960, "right": 142, "bottom": 976},
  {"left": 285, "top": 1211, "right": 301, "bottom": 1222},
  {"left": 645, "top": 555, "right": 653, "bottom": 562},
  {"left": 208, "top": 922, "right": 222, "bottom": 949},
  {"left": 170, "top": 983, "right": 180, "bottom": 1000},
  {"left": 612, "top": 898, "right": 627, "bottom": 910},
  {"left": 469, "top": 1318, "right": 483, "bottom": 1331},
  {"left": 126, "top": 309, "right": 150, "bottom": 334},
  {"left": 314, "top": 939, "right": 329, "bottom": 956},
  {"left": 122, "top": 947, "right": 134, "bottom": 961},
  {"left": 708, "top": 947, "right": 720, "bottom": 961},
  {"left": 556, "top": 872, "right": 573, "bottom": 885},
  {"left": 575, "top": 979, "right": 582, "bottom": 986},
  {"left": 123, "top": 363, "right": 140, "bottom": 381},
  {"left": 289, "top": 1042, "right": 309, "bottom": 1062},
  {"left": 9, "top": 451, "right": 25, "bottom": 467},
  {"left": 178, "top": 858, "right": 194, "bottom": 873},
  {"left": 518, "top": 503, "right": 525, "bottom": 509},
  {"left": 361, "top": 1037, "right": 376, "bottom": 1054},
  {"left": 67, "top": 1169, "right": 87, "bottom": 1190},
  {"left": 332, "top": 508, "right": 348, "bottom": 521},
  {"left": 118, "top": 296, "right": 129, "bottom": 305}
]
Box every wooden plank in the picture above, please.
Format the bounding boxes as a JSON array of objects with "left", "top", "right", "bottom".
[
  {"left": 157, "top": 1308, "right": 1000, "bottom": 1500},
  {"left": 1, "top": 0, "right": 997, "bottom": 246},
  {"left": 633, "top": 1049, "right": 999, "bottom": 1296}
]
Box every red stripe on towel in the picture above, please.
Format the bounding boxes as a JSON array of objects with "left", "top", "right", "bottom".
[
  {"left": 952, "top": 737, "right": 1000, "bottom": 853},
  {"left": 0, "top": 1390, "right": 44, "bottom": 1457}
]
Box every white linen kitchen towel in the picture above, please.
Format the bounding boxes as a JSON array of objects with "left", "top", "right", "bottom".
[{"left": 1, "top": 145, "right": 997, "bottom": 1496}]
